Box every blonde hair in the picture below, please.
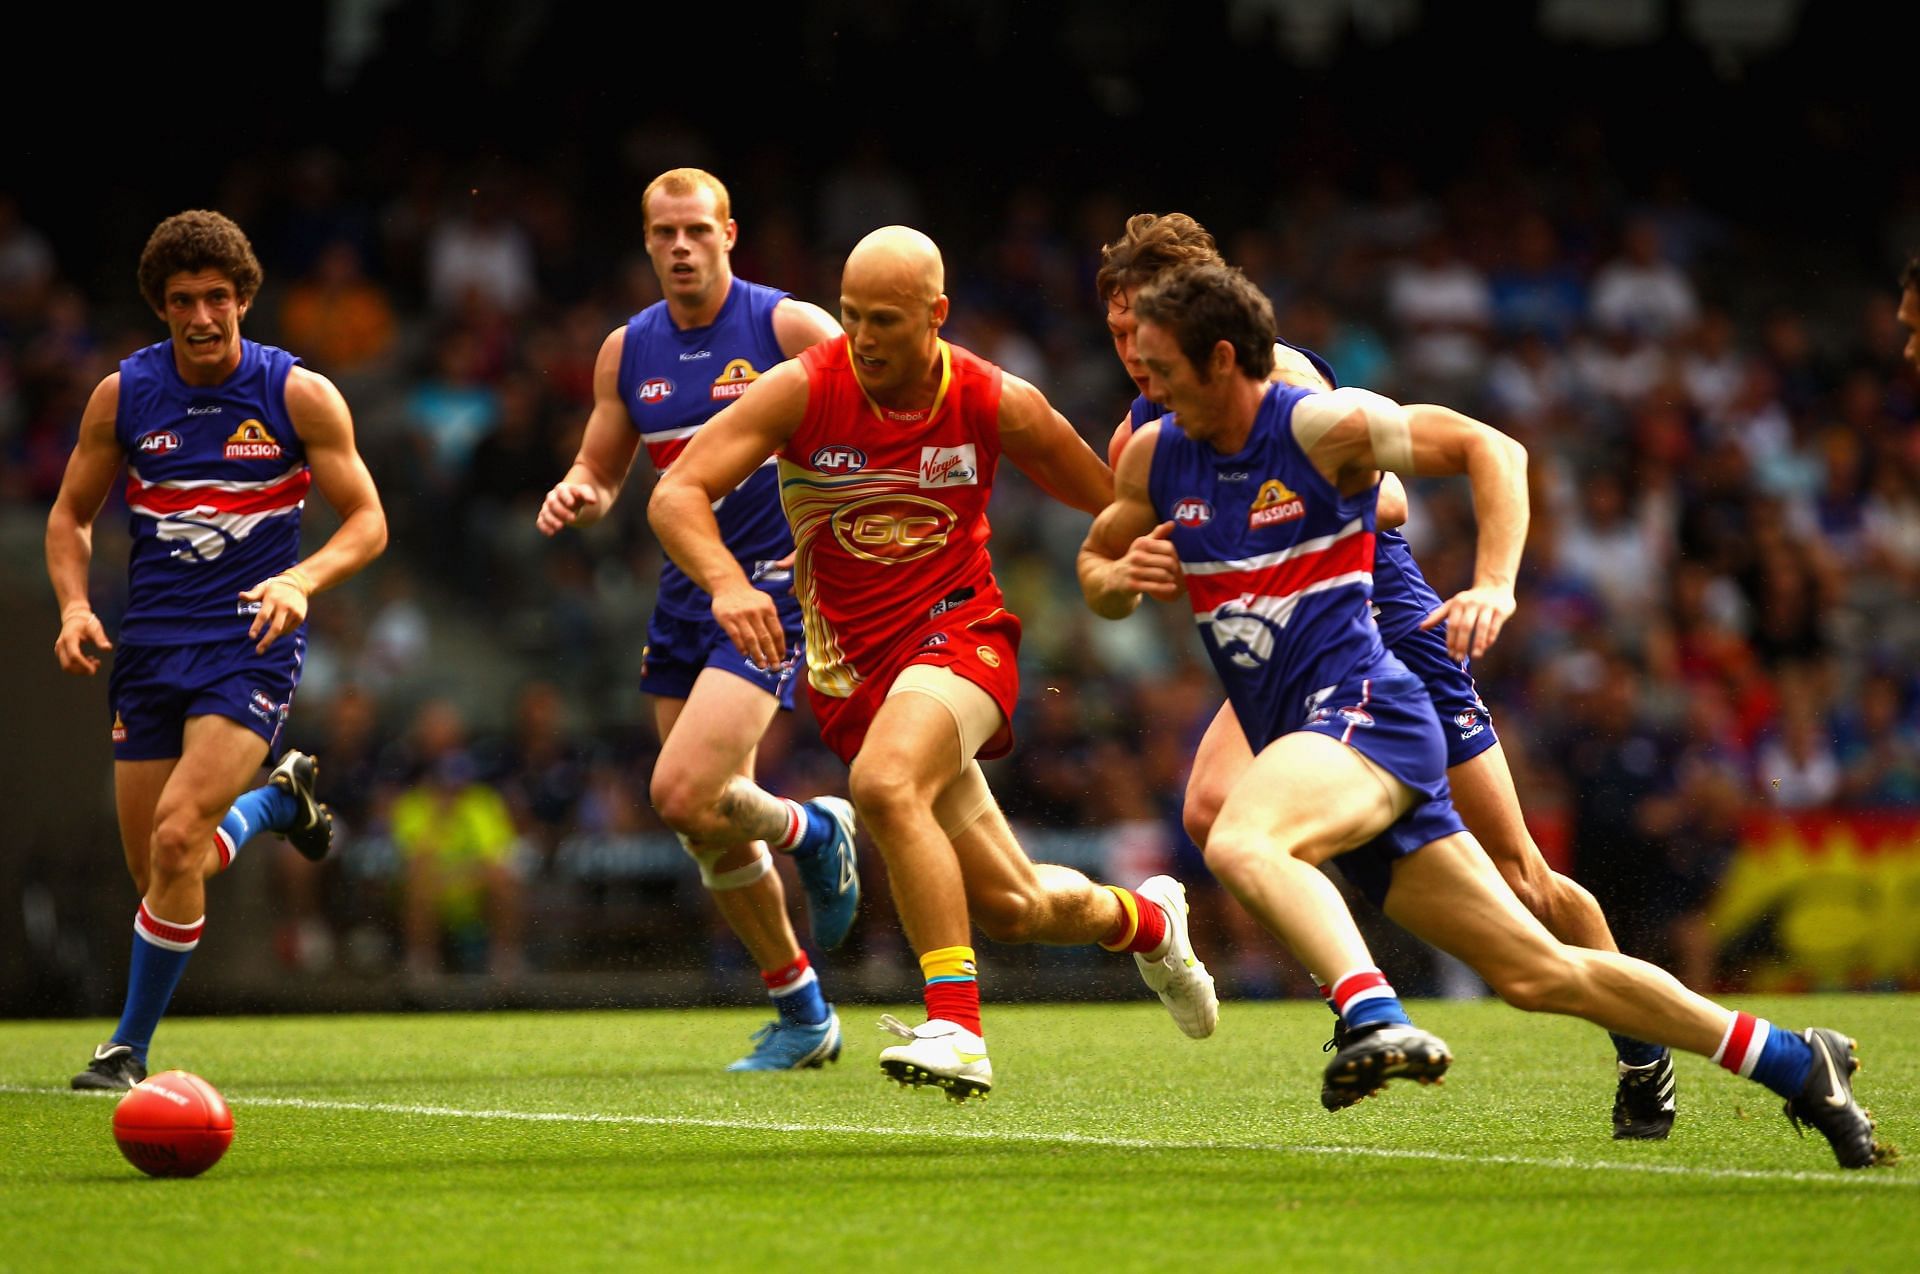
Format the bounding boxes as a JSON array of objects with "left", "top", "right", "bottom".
[{"left": 642, "top": 168, "right": 731, "bottom": 229}]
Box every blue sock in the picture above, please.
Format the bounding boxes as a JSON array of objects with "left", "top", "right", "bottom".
[
  {"left": 1611, "top": 1032, "right": 1667, "bottom": 1069},
  {"left": 1747, "top": 1024, "right": 1814, "bottom": 1099},
  {"left": 112, "top": 906, "right": 203, "bottom": 1063},
  {"left": 222, "top": 782, "right": 299, "bottom": 846},
  {"left": 773, "top": 975, "right": 830, "bottom": 1027},
  {"left": 789, "top": 801, "right": 835, "bottom": 858},
  {"left": 1331, "top": 969, "right": 1412, "bottom": 1030},
  {"left": 765, "top": 955, "right": 830, "bottom": 1026}
]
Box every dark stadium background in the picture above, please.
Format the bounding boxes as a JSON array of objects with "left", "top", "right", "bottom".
[{"left": 4, "top": 1, "right": 1918, "bottom": 1018}]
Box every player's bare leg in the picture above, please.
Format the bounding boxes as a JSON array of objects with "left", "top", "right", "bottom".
[
  {"left": 951, "top": 776, "right": 1219, "bottom": 1040},
  {"left": 74, "top": 717, "right": 269, "bottom": 1091},
  {"left": 1204, "top": 732, "right": 1406, "bottom": 981},
  {"left": 1449, "top": 743, "right": 1612, "bottom": 951},
  {"left": 652, "top": 669, "right": 858, "bottom": 951},
  {"left": 1179, "top": 700, "right": 1252, "bottom": 850},
  {"left": 652, "top": 681, "right": 800, "bottom": 971},
  {"left": 1450, "top": 741, "right": 1674, "bottom": 1138},
  {"left": 1204, "top": 730, "right": 1450, "bottom": 1103},
  {"left": 846, "top": 690, "right": 976, "bottom": 956},
  {"left": 1384, "top": 836, "right": 1725, "bottom": 1053},
  {"left": 652, "top": 673, "right": 842, "bottom": 1070},
  {"left": 143, "top": 716, "right": 271, "bottom": 924},
  {"left": 113, "top": 757, "right": 177, "bottom": 898},
  {"left": 1383, "top": 835, "right": 1887, "bottom": 1167},
  {"left": 849, "top": 689, "right": 991, "bottom": 1096}
]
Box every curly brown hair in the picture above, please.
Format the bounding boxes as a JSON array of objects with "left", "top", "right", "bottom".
[
  {"left": 137, "top": 210, "right": 264, "bottom": 310},
  {"left": 1095, "top": 212, "right": 1224, "bottom": 304},
  {"left": 1133, "top": 263, "right": 1277, "bottom": 383}
]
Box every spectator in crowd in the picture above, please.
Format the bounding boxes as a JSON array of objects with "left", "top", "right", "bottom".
[
  {"left": 390, "top": 700, "right": 526, "bottom": 980},
  {"left": 278, "top": 240, "right": 397, "bottom": 375},
  {"left": 1590, "top": 217, "right": 1698, "bottom": 340}
]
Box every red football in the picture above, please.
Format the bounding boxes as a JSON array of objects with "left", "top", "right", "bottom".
[{"left": 112, "top": 1070, "right": 234, "bottom": 1178}]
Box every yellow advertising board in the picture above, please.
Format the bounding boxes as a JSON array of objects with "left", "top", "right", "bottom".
[{"left": 1709, "top": 814, "right": 1920, "bottom": 989}]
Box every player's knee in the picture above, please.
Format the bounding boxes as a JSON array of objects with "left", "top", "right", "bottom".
[
  {"left": 846, "top": 758, "right": 917, "bottom": 832},
  {"left": 648, "top": 768, "right": 721, "bottom": 839},
  {"left": 1181, "top": 783, "right": 1223, "bottom": 851},
  {"left": 148, "top": 815, "right": 213, "bottom": 882},
  {"left": 1498, "top": 864, "right": 1553, "bottom": 925},
  {"left": 1201, "top": 830, "right": 1274, "bottom": 894}
]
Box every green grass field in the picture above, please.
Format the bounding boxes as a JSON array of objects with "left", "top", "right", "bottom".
[{"left": 3, "top": 996, "right": 1915, "bottom": 1272}]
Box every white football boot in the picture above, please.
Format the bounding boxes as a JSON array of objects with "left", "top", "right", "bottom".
[
  {"left": 877, "top": 1015, "right": 993, "bottom": 1102},
  {"left": 1132, "top": 875, "right": 1219, "bottom": 1039}
]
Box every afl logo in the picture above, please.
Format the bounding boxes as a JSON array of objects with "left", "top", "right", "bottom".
[
  {"left": 1338, "top": 706, "right": 1375, "bottom": 728},
  {"left": 1454, "top": 710, "right": 1478, "bottom": 730},
  {"left": 831, "top": 493, "right": 956, "bottom": 563},
  {"left": 137, "top": 431, "right": 182, "bottom": 455},
  {"left": 1173, "top": 498, "right": 1212, "bottom": 528},
  {"left": 637, "top": 378, "right": 674, "bottom": 404},
  {"left": 811, "top": 445, "right": 867, "bottom": 475}
]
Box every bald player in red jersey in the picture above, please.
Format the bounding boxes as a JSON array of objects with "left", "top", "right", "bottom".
[{"left": 652, "top": 226, "right": 1219, "bottom": 1100}]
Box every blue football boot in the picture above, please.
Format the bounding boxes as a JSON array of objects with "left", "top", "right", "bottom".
[
  {"left": 727, "top": 1008, "right": 843, "bottom": 1072},
  {"left": 792, "top": 797, "right": 860, "bottom": 950}
]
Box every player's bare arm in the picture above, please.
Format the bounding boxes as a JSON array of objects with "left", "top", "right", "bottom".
[
  {"left": 649, "top": 359, "right": 810, "bottom": 670},
  {"left": 240, "top": 366, "right": 388, "bottom": 654},
  {"left": 538, "top": 326, "right": 644, "bottom": 536},
  {"left": 1294, "top": 387, "right": 1528, "bottom": 661},
  {"left": 46, "top": 373, "right": 122, "bottom": 676},
  {"left": 997, "top": 375, "right": 1113, "bottom": 516},
  {"left": 771, "top": 298, "right": 843, "bottom": 359},
  {"left": 1377, "top": 471, "right": 1409, "bottom": 530},
  {"left": 1268, "top": 347, "right": 1411, "bottom": 529},
  {"left": 1078, "top": 419, "right": 1179, "bottom": 619}
]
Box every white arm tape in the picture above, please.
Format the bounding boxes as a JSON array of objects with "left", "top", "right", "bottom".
[{"left": 1292, "top": 387, "right": 1414, "bottom": 476}]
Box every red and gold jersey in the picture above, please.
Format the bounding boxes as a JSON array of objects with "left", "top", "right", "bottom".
[{"left": 781, "top": 336, "right": 1007, "bottom": 704}]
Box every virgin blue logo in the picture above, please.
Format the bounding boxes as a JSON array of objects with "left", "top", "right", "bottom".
[{"left": 812, "top": 445, "right": 867, "bottom": 475}]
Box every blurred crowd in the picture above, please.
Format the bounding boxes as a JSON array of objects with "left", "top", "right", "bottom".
[{"left": 5, "top": 120, "right": 1919, "bottom": 993}]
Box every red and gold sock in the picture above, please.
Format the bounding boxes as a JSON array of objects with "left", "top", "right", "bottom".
[
  {"left": 919, "top": 945, "right": 981, "bottom": 1036},
  {"left": 1097, "top": 885, "right": 1169, "bottom": 957}
]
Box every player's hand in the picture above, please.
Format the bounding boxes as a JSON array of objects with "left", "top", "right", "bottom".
[
  {"left": 537, "top": 482, "right": 598, "bottom": 536},
  {"left": 240, "top": 572, "right": 310, "bottom": 654},
  {"left": 1421, "top": 585, "right": 1516, "bottom": 661},
  {"left": 1110, "top": 521, "right": 1184, "bottom": 602},
  {"left": 53, "top": 607, "right": 112, "bottom": 675},
  {"left": 712, "top": 582, "right": 788, "bottom": 671}
]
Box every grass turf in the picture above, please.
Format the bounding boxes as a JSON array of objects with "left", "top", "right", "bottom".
[{"left": 2, "top": 995, "right": 1915, "bottom": 1272}]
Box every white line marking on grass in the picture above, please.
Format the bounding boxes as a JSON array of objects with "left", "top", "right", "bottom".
[{"left": 6, "top": 1085, "right": 1904, "bottom": 1187}]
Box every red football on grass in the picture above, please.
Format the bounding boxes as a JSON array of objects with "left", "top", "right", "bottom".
[{"left": 112, "top": 1070, "right": 234, "bottom": 1177}]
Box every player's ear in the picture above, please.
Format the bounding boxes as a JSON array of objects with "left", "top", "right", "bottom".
[
  {"left": 1210, "top": 339, "right": 1234, "bottom": 381},
  {"left": 724, "top": 219, "right": 738, "bottom": 252},
  {"left": 930, "top": 295, "right": 949, "bottom": 330}
]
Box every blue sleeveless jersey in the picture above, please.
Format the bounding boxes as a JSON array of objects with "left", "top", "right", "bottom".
[
  {"left": 1131, "top": 339, "right": 1444, "bottom": 648},
  {"left": 1147, "top": 384, "right": 1406, "bottom": 750},
  {"left": 117, "top": 339, "right": 309, "bottom": 646},
  {"left": 618, "top": 278, "right": 794, "bottom": 620}
]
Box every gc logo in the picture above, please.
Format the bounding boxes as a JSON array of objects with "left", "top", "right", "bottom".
[{"left": 831, "top": 494, "right": 956, "bottom": 563}]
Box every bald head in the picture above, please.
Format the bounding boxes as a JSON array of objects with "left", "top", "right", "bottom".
[{"left": 844, "top": 225, "right": 945, "bottom": 308}]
